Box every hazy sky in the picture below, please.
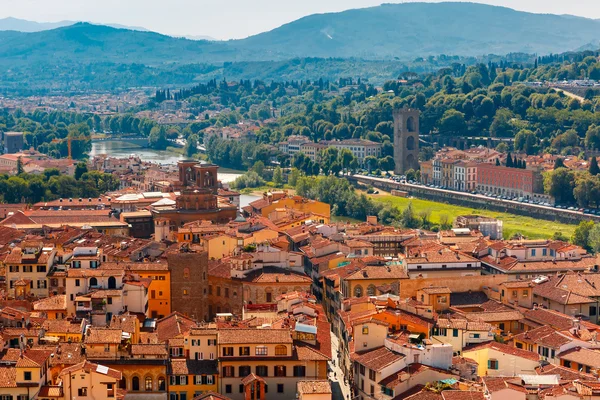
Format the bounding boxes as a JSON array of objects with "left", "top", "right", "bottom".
[{"left": 1, "top": 0, "right": 599, "bottom": 39}]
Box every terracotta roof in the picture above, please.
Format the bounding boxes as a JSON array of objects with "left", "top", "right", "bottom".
[
  {"left": 523, "top": 308, "right": 600, "bottom": 332},
  {"left": 420, "top": 286, "right": 452, "bottom": 294},
  {"left": 463, "top": 341, "right": 539, "bottom": 361},
  {"left": 217, "top": 328, "right": 292, "bottom": 344},
  {"left": 2, "top": 348, "right": 52, "bottom": 367},
  {"left": 513, "top": 325, "right": 571, "bottom": 349},
  {"left": 297, "top": 380, "right": 332, "bottom": 394},
  {"left": 131, "top": 344, "right": 168, "bottom": 356},
  {"left": 442, "top": 391, "right": 485, "bottom": 400},
  {"left": 38, "top": 385, "right": 64, "bottom": 397},
  {"left": 33, "top": 295, "right": 67, "bottom": 311},
  {"left": 465, "top": 309, "right": 524, "bottom": 323},
  {"left": 379, "top": 363, "right": 455, "bottom": 388},
  {"left": 193, "top": 392, "right": 232, "bottom": 400},
  {"left": 436, "top": 318, "right": 493, "bottom": 332},
  {"left": 351, "top": 346, "right": 405, "bottom": 371},
  {"left": 344, "top": 265, "right": 408, "bottom": 281},
  {"left": 535, "top": 363, "right": 596, "bottom": 381},
  {"left": 109, "top": 314, "right": 138, "bottom": 334},
  {"left": 157, "top": 312, "right": 197, "bottom": 342},
  {"left": 59, "top": 361, "right": 121, "bottom": 380},
  {"left": 557, "top": 346, "right": 600, "bottom": 368},
  {"left": 481, "top": 255, "right": 596, "bottom": 273},
  {"left": 534, "top": 277, "right": 595, "bottom": 305},
  {"left": 0, "top": 367, "right": 16, "bottom": 388},
  {"left": 85, "top": 328, "right": 122, "bottom": 344},
  {"left": 42, "top": 319, "right": 84, "bottom": 335},
  {"left": 48, "top": 343, "right": 84, "bottom": 366},
  {"left": 482, "top": 377, "right": 528, "bottom": 394}
]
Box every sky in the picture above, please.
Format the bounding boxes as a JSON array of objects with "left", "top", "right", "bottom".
[{"left": 1, "top": 0, "right": 599, "bottom": 40}]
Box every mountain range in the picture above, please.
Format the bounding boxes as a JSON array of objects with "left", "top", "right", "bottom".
[
  {"left": 0, "top": 17, "right": 150, "bottom": 33},
  {"left": 0, "top": 3, "right": 599, "bottom": 71}
]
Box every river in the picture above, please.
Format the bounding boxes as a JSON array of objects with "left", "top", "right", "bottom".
[
  {"left": 90, "top": 140, "right": 185, "bottom": 165},
  {"left": 90, "top": 140, "right": 247, "bottom": 187}
]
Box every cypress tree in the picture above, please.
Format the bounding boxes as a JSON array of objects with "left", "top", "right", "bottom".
[
  {"left": 554, "top": 157, "right": 565, "bottom": 169},
  {"left": 506, "top": 152, "right": 513, "bottom": 168},
  {"left": 590, "top": 156, "right": 600, "bottom": 176},
  {"left": 495, "top": 158, "right": 500, "bottom": 166}
]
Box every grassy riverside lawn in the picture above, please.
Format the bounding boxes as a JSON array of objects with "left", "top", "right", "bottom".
[{"left": 374, "top": 195, "right": 577, "bottom": 240}]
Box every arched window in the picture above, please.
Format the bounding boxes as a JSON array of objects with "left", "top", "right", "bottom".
[
  {"left": 406, "top": 136, "right": 416, "bottom": 151},
  {"left": 145, "top": 376, "right": 152, "bottom": 391},
  {"left": 183, "top": 268, "right": 190, "bottom": 279},
  {"left": 407, "top": 116, "right": 416, "bottom": 132},
  {"left": 354, "top": 285, "right": 363, "bottom": 298},
  {"left": 367, "top": 285, "right": 376, "bottom": 296},
  {"left": 275, "top": 345, "right": 287, "bottom": 356},
  {"left": 158, "top": 377, "right": 166, "bottom": 391},
  {"left": 108, "top": 276, "right": 116, "bottom": 289},
  {"left": 132, "top": 376, "right": 140, "bottom": 391},
  {"left": 89, "top": 277, "right": 98, "bottom": 287}
]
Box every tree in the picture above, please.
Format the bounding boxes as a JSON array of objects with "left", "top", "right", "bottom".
[
  {"left": 148, "top": 126, "right": 168, "bottom": 150},
  {"left": 74, "top": 162, "right": 88, "bottom": 180},
  {"left": 588, "top": 224, "right": 600, "bottom": 254},
  {"left": 544, "top": 168, "right": 577, "bottom": 204},
  {"left": 590, "top": 157, "right": 600, "bottom": 176},
  {"left": 16, "top": 157, "right": 24, "bottom": 175},
  {"left": 574, "top": 174, "right": 600, "bottom": 207},
  {"left": 572, "top": 220, "right": 595, "bottom": 251},
  {"left": 401, "top": 201, "right": 420, "bottom": 228},
  {"left": 338, "top": 148, "right": 355, "bottom": 173},
  {"left": 506, "top": 152, "right": 513, "bottom": 168},
  {"left": 489, "top": 108, "right": 514, "bottom": 138},
  {"left": 378, "top": 156, "right": 395, "bottom": 172},
  {"left": 272, "top": 166, "right": 283, "bottom": 187},
  {"left": 514, "top": 129, "right": 537, "bottom": 155},
  {"left": 184, "top": 134, "right": 199, "bottom": 157},
  {"left": 252, "top": 161, "right": 265, "bottom": 176},
  {"left": 585, "top": 125, "right": 600, "bottom": 150},
  {"left": 288, "top": 168, "right": 301, "bottom": 186},
  {"left": 438, "top": 109, "right": 467, "bottom": 136},
  {"left": 364, "top": 156, "right": 378, "bottom": 173},
  {"left": 552, "top": 231, "right": 570, "bottom": 241},
  {"left": 554, "top": 157, "right": 565, "bottom": 169},
  {"left": 495, "top": 158, "right": 500, "bottom": 166}
]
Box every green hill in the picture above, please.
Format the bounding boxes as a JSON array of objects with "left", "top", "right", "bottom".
[
  {"left": 0, "top": 23, "right": 239, "bottom": 66},
  {"left": 1, "top": 3, "right": 600, "bottom": 67},
  {"left": 233, "top": 2, "right": 600, "bottom": 58}
]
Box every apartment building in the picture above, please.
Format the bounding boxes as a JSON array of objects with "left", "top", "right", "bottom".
[
  {"left": 319, "top": 139, "right": 382, "bottom": 164},
  {"left": 217, "top": 326, "right": 329, "bottom": 400},
  {"left": 5, "top": 240, "right": 56, "bottom": 298}
]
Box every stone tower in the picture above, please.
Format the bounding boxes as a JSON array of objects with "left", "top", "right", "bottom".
[{"left": 393, "top": 108, "right": 420, "bottom": 174}]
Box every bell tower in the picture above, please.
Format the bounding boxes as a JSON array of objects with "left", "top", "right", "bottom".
[{"left": 393, "top": 107, "right": 420, "bottom": 174}]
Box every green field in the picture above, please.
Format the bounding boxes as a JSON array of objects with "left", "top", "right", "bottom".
[{"left": 375, "top": 195, "right": 577, "bottom": 239}]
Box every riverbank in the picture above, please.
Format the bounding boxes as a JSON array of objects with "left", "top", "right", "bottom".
[{"left": 374, "top": 195, "right": 576, "bottom": 240}]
